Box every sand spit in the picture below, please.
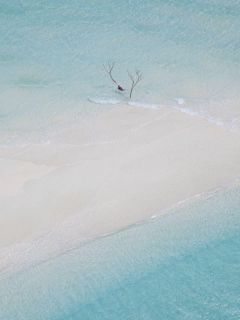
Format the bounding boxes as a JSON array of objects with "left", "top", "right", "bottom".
[{"left": 0, "top": 105, "right": 240, "bottom": 273}]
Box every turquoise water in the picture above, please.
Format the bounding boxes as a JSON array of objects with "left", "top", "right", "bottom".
[
  {"left": 1, "top": 2, "right": 240, "bottom": 319},
  {"left": 1, "top": 0, "right": 240, "bottom": 143},
  {"left": 0, "top": 187, "right": 239, "bottom": 319}
]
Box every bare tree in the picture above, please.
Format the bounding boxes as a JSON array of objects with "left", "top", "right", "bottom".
[
  {"left": 127, "top": 70, "right": 143, "bottom": 99},
  {"left": 103, "top": 62, "right": 125, "bottom": 91}
]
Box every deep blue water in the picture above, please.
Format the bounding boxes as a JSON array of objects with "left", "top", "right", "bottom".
[{"left": 0, "top": 187, "right": 239, "bottom": 319}]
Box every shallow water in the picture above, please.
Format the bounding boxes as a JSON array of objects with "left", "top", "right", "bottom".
[
  {"left": 1, "top": 2, "right": 240, "bottom": 318},
  {"left": 0, "top": 0, "right": 240, "bottom": 144},
  {"left": 0, "top": 186, "right": 239, "bottom": 319}
]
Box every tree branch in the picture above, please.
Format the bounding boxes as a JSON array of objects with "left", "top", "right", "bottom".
[
  {"left": 103, "top": 62, "right": 125, "bottom": 91},
  {"left": 128, "top": 70, "right": 143, "bottom": 99}
]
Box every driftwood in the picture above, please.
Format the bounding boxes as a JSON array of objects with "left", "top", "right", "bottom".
[
  {"left": 103, "top": 62, "right": 143, "bottom": 99},
  {"left": 127, "top": 70, "right": 143, "bottom": 99},
  {"left": 103, "top": 62, "right": 125, "bottom": 91}
]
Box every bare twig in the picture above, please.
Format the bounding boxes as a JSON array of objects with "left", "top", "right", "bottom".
[
  {"left": 127, "top": 70, "right": 143, "bottom": 99},
  {"left": 103, "top": 62, "right": 125, "bottom": 91}
]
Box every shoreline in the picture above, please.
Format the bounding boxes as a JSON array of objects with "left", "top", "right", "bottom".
[
  {"left": 1, "top": 104, "right": 240, "bottom": 277},
  {"left": 0, "top": 179, "right": 239, "bottom": 280}
]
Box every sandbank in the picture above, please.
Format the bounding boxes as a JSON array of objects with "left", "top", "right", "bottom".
[{"left": 0, "top": 105, "right": 240, "bottom": 273}]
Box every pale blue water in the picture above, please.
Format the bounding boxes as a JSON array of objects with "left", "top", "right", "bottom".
[
  {"left": 1, "top": 2, "right": 240, "bottom": 319},
  {"left": 0, "top": 0, "right": 240, "bottom": 143},
  {"left": 0, "top": 186, "right": 240, "bottom": 319}
]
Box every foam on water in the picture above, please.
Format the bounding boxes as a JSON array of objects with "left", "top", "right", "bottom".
[
  {"left": 88, "top": 96, "right": 161, "bottom": 109},
  {"left": 88, "top": 97, "right": 122, "bottom": 105},
  {"left": 88, "top": 96, "right": 235, "bottom": 130}
]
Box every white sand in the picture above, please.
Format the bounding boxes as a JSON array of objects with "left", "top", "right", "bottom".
[
  {"left": 0, "top": 159, "right": 54, "bottom": 197},
  {"left": 0, "top": 105, "right": 240, "bottom": 270}
]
